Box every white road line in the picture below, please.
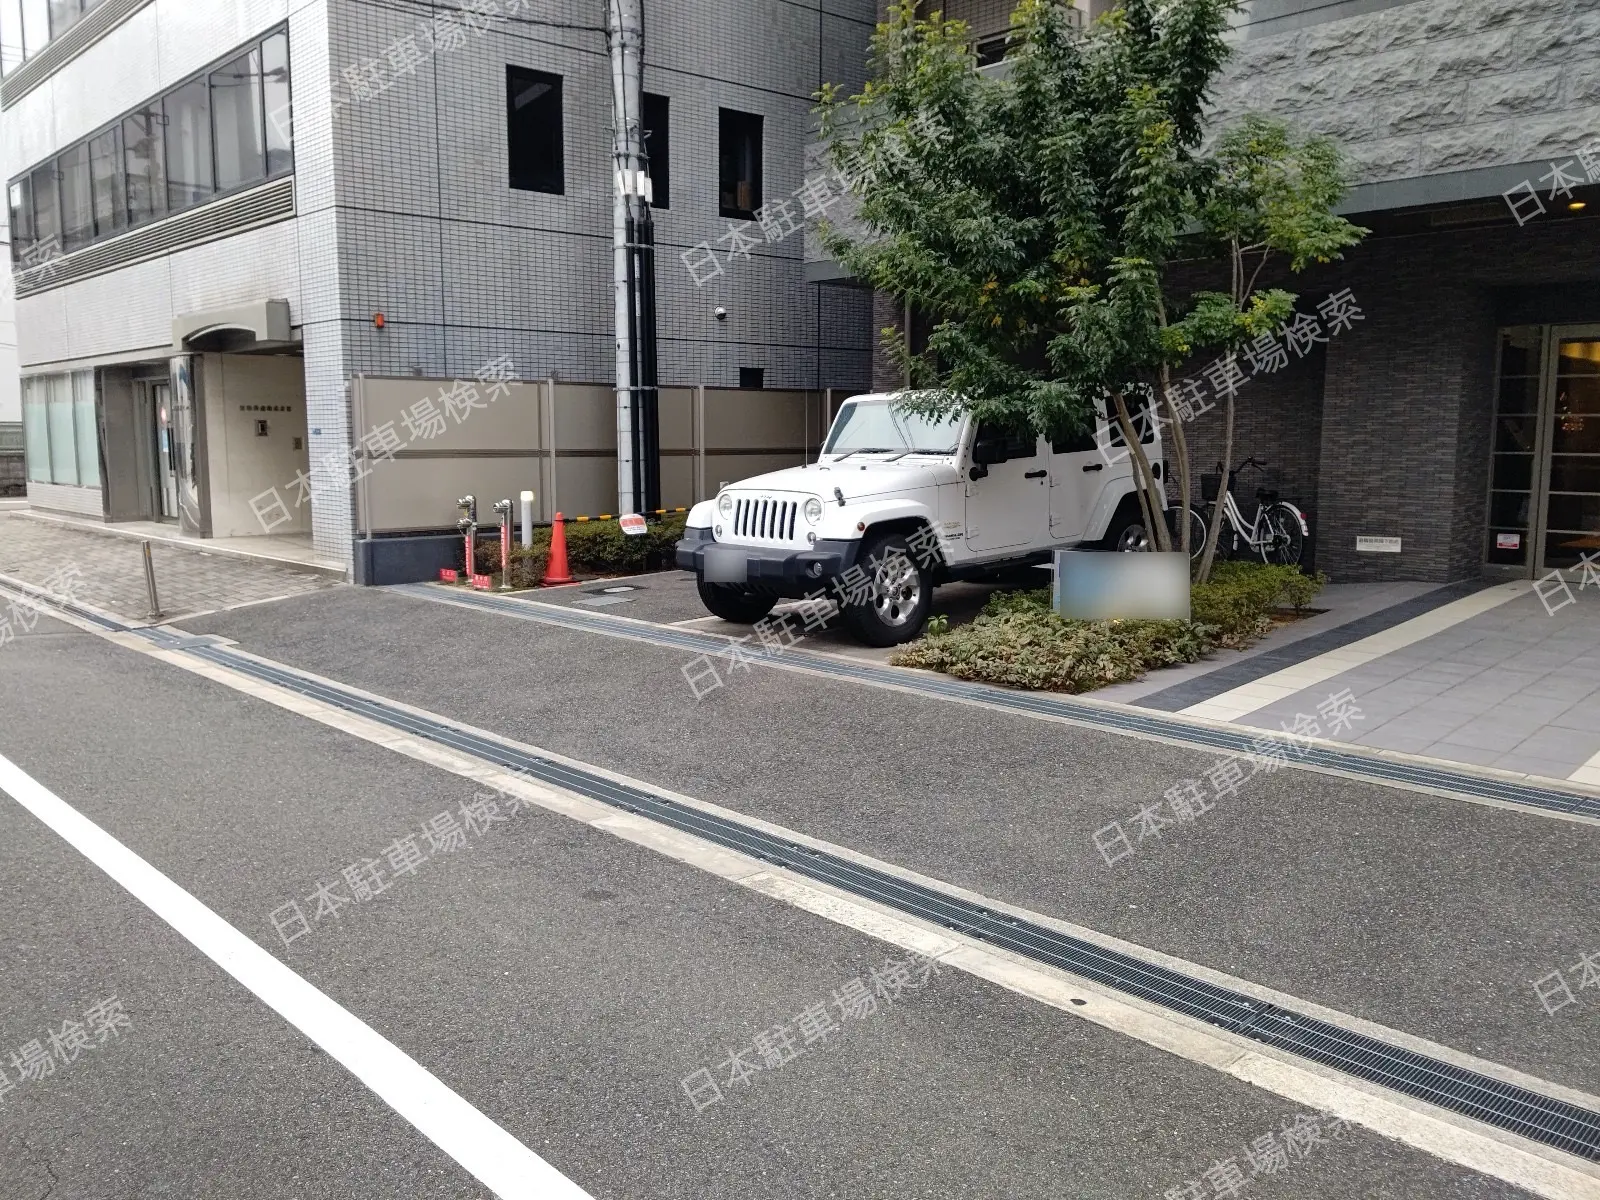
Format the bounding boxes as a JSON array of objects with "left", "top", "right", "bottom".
[
  {"left": 54, "top": 624, "right": 1600, "bottom": 1200},
  {"left": 0, "top": 751, "right": 593, "bottom": 1200},
  {"left": 1179, "top": 581, "right": 1530, "bottom": 721}
]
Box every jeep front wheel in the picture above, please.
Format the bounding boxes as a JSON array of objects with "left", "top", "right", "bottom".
[
  {"left": 839, "top": 531, "right": 933, "bottom": 647},
  {"left": 696, "top": 581, "right": 776, "bottom": 624}
]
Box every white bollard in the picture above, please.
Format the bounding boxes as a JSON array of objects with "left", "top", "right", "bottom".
[{"left": 520, "top": 490, "right": 535, "bottom": 548}]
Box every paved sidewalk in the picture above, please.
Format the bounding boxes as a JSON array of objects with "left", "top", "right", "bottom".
[
  {"left": 1225, "top": 587, "right": 1600, "bottom": 785},
  {"left": 0, "top": 512, "right": 336, "bottom": 625}
]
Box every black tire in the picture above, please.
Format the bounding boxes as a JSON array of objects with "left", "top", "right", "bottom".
[
  {"left": 1260, "top": 503, "right": 1305, "bottom": 566},
  {"left": 1101, "top": 504, "right": 1153, "bottom": 553},
  {"left": 695, "top": 580, "right": 776, "bottom": 624},
  {"left": 839, "top": 530, "right": 934, "bottom": 647}
]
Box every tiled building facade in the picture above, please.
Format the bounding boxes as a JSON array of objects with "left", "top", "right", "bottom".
[{"left": 4, "top": 0, "right": 877, "bottom": 568}]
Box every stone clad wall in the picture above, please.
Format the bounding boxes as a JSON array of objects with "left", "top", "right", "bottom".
[{"left": 1209, "top": 0, "right": 1600, "bottom": 185}]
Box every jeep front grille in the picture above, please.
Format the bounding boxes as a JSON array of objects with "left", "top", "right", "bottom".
[{"left": 733, "top": 497, "right": 799, "bottom": 543}]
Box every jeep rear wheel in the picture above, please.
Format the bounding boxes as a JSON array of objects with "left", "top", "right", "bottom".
[
  {"left": 695, "top": 581, "right": 776, "bottom": 624},
  {"left": 839, "top": 531, "right": 933, "bottom": 647}
]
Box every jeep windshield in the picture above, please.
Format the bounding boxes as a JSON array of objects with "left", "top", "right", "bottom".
[{"left": 822, "top": 401, "right": 962, "bottom": 457}]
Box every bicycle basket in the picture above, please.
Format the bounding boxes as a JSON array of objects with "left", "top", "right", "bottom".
[{"left": 1200, "top": 472, "right": 1221, "bottom": 502}]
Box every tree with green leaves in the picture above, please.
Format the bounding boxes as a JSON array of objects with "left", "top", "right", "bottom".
[
  {"left": 1174, "top": 115, "right": 1366, "bottom": 580},
  {"left": 817, "top": 0, "right": 1364, "bottom": 575}
]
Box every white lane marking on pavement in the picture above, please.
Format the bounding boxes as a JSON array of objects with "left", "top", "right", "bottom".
[
  {"left": 0, "top": 751, "right": 593, "bottom": 1200},
  {"left": 70, "top": 632, "right": 1600, "bottom": 1200},
  {"left": 1179, "top": 581, "right": 1529, "bottom": 722}
]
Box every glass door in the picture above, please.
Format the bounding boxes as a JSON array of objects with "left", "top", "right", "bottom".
[
  {"left": 1486, "top": 327, "right": 1542, "bottom": 570},
  {"left": 151, "top": 381, "right": 178, "bottom": 520},
  {"left": 1542, "top": 331, "right": 1600, "bottom": 570}
]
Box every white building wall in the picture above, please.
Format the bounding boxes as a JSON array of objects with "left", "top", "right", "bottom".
[{"left": 202, "top": 352, "right": 310, "bottom": 537}]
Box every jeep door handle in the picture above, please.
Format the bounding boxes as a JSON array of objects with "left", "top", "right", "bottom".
[
  {"left": 1024, "top": 470, "right": 1047, "bottom": 479},
  {"left": 1081, "top": 463, "right": 1104, "bottom": 472}
]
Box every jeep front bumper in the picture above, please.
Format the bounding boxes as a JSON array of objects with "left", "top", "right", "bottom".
[{"left": 674, "top": 528, "right": 860, "bottom": 596}]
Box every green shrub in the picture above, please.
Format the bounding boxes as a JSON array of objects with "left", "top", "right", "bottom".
[
  {"left": 469, "top": 515, "right": 687, "bottom": 585},
  {"left": 891, "top": 562, "right": 1324, "bottom": 693}
]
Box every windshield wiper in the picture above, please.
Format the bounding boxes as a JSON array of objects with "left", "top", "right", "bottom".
[
  {"left": 883, "top": 449, "right": 914, "bottom": 462},
  {"left": 831, "top": 449, "right": 859, "bottom": 462}
]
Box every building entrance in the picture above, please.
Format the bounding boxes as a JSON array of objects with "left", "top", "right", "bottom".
[{"left": 1488, "top": 326, "right": 1600, "bottom": 574}]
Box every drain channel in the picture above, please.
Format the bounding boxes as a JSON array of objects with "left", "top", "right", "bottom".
[
  {"left": 13, "top": 583, "right": 1598, "bottom": 1163},
  {"left": 399, "top": 586, "right": 1600, "bottom": 824},
  {"left": 163, "top": 629, "right": 1600, "bottom": 1163}
]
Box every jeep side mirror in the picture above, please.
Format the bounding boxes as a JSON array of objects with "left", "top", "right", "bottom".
[{"left": 972, "top": 437, "right": 1007, "bottom": 466}]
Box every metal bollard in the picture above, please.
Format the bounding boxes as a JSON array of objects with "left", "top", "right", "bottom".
[
  {"left": 141, "top": 540, "right": 164, "bottom": 622},
  {"left": 493, "top": 498, "right": 512, "bottom": 590},
  {"left": 456, "top": 494, "right": 477, "bottom": 578},
  {"left": 520, "top": 490, "right": 535, "bottom": 548}
]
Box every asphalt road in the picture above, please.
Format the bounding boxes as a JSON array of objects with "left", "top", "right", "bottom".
[
  {"left": 0, "top": 593, "right": 1581, "bottom": 1197},
  {"left": 182, "top": 586, "right": 1600, "bottom": 1099}
]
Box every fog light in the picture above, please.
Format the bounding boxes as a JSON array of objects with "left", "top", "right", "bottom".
[{"left": 808, "top": 562, "right": 824, "bottom": 577}]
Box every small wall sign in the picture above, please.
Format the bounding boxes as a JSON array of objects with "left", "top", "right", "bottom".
[
  {"left": 439, "top": 568, "right": 459, "bottom": 582},
  {"left": 1496, "top": 532, "right": 1522, "bottom": 550},
  {"left": 1356, "top": 536, "right": 1403, "bottom": 553},
  {"left": 618, "top": 513, "right": 648, "bottom": 536}
]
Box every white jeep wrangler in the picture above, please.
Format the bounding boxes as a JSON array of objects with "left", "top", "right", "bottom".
[{"left": 674, "top": 390, "right": 1164, "bottom": 646}]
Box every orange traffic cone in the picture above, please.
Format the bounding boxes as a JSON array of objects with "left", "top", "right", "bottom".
[{"left": 543, "top": 512, "right": 574, "bottom": 585}]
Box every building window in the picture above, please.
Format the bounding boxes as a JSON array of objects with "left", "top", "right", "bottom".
[
  {"left": 719, "top": 109, "right": 762, "bottom": 218},
  {"left": 57, "top": 141, "right": 91, "bottom": 252},
  {"left": 23, "top": 370, "right": 98, "bottom": 487},
  {"left": 164, "top": 78, "right": 212, "bottom": 211},
  {"left": 1, "top": 0, "right": 103, "bottom": 72},
  {"left": 7, "top": 177, "right": 31, "bottom": 258},
  {"left": 642, "top": 92, "right": 669, "bottom": 209},
  {"left": 88, "top": 126, "right": 123, "bottom": 238},
  {"left": 739, "top": 367, "right": 765, "bottom": 390},
  {"left": 262, "top": 32, "right": 291, "bottom": 176},
  {"left": 211, "top": 46, "right": 266, "bottom": 191},
  {"left": 29, "top": 159, "right": 57, "bottom": 256},
  {"left": 123, "top": 107, "right": 166, "bottom": 228},
  {"left": 506, "top": 66, "right": 563, "bottom": 194}
]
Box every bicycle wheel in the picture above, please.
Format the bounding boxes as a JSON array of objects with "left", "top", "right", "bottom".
[
  {"left": 1259, "top": 503, "right": 1305, "bottom": 566},
  {"left": 1176, "top": 507, "right": 1209, "bottom": 560}
]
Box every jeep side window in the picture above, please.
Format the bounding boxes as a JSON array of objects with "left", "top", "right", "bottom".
[
  {"left": 1048, "top": 413, "right": 1096, "bottom": 454},
  {"left": 1103, "top": 391, "right": 1159, "bottom": 446},
  {"left": 973, "top": 420, "right": 1038, "bottom": 462}
]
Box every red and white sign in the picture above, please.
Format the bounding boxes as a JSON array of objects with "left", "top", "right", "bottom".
[
  {"left": 618, "top": 513, "right": 648, "bottom": 536},
  {"left": 439, "top": 568, "right": 460, "bottom": 582},
  {"left": 1496, "top": 532, "right": 1522, "bottom": 550},
  {"left": 469, "top": 573, "right": 494, "bottom": 590}
]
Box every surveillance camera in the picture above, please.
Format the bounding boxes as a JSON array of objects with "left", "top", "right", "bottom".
[{"left": 713, "top": 306, "right": 728, "bottom": 321}]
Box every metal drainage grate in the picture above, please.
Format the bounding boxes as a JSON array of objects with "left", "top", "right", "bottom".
[
  {"left": 397, "top": 586, "right": 1600, "bottom": 824},
  {"left": 140, "top": 624, "right": 1600, "bottom": 1163}
]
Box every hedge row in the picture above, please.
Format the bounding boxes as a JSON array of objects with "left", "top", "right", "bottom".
[
  {"left": 469, "top": 515, "right": 688, "bottom": 588},
  {"left": 892, "top": 562, "right": 1325, "bottom": 694}
]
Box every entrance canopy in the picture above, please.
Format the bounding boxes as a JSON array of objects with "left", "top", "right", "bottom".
[{"left": 172, "top": 300, "right": 295, "bottom": 354}]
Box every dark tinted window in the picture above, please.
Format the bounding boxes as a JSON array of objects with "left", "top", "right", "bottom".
[
  {"left": 642, "top": 92, "right": 669, "bottom": 209},
  {"left": 974, "top": 420, "right": 1038, "bottom": 460},
  {"left": 262, "top": 31, "right": 292, "bottom": 175},
  {"left": 123, "top": 107, "right": 166, "bottom": 226},
  {"left": 718, "top": 108, "right": 762, "bottom": 218},
  {"left": 88, "top": 126, "right": 124, "bottom": 237},
  {"left": 164, "top": 78, "right": 213, "bottom": 210},
  {"left": 29, "top": 159, "right": 58, "bottom": 252},
  {"left": 739, "top": 367, "right": 764, "bottom": 390},
  {"left": 8, "top": 176, "right": 31, "bottom": 262},
  {"left": 506, "top": 66, "right": 563, "bottom": 194},
  {"left": 211, "top": 46, "right": 265, "bottom": 191}
]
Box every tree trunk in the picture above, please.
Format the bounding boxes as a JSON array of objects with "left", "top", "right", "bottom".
[
  {"left": 1111, "top": 390, "right": 1169, "bottom": 552},
  {"left": 1158, "top": 381, "right": 1191, "bottom": 556},
  {"left": 1195, "top": 373, "right": 1234, "bottom": 583}
]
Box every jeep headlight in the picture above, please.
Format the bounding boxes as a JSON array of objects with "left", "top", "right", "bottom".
[
  {"left": 803, "top": 497, "right": 823, "bottom": 524},
  {"left": 718, "top": 493, "right": 733, "bottom": 518}
]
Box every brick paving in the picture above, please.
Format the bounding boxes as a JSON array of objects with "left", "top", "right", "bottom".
[{"left": 0, "top": 513, "right": 336, "bottom": 625}]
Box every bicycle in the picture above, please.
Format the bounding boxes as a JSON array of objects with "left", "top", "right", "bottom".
[{"left": 1178, "top": 457, "right": 1309, "bottom": 566}]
